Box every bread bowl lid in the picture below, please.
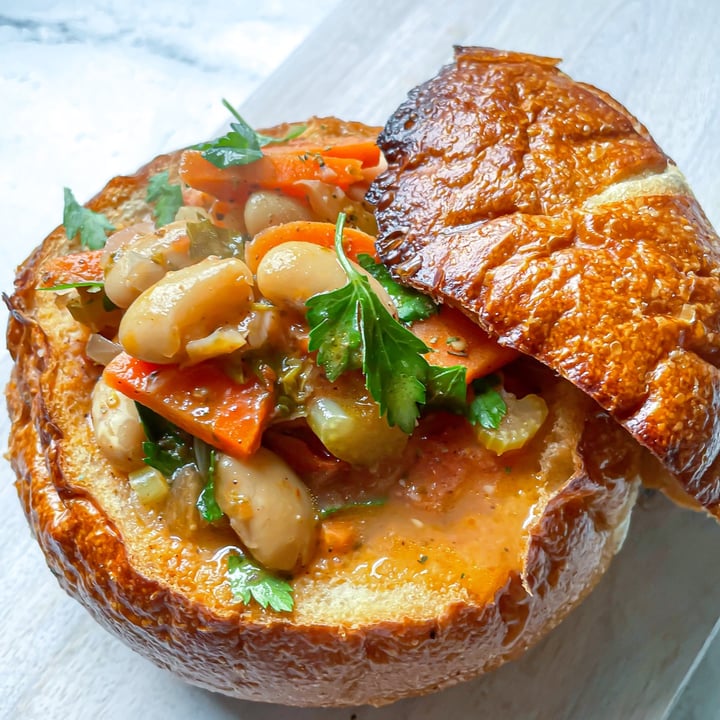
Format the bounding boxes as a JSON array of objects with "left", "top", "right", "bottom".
[{"left": 368, "top": 46, "right": 720, "bottom": 516}]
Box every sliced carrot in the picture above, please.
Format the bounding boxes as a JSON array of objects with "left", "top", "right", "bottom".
[
  {"left": 262, "top": 139, "right": 381, "bottom": 168},
  {"left": 264, "top": 424, "right": 347, "bottom": 482},
  {"left": 410, "top": 305, "right": 519, "bottom": 383},
  {"left": 208, "top": 198, "right": 247, "bottom": 232},
  {"left": 103, "top": 352, "right": 274, "bottom": 459},
  {"left": 181, "top": 186, "right": 215, "bottom": 210},
  {"left": 318, "top": 519, "right": 358, "bottom": 556},
  {"left": 39, "top": 249, "right": 104, "bottom": 287},
  {"left": 245, "top": 220, "right": 378, "bottom": 273},
  {"left": 179, "top": 150, "right": 366, "bottom": 203},
  {"left": 319, "top": 141, "right": 381, "bottom": 168}
]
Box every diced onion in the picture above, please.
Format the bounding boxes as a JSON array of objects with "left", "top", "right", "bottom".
[
  {"left": 164, "top": 465, "right": 204, "bottom": 538},
  {"left": 297, "top": 180, "right": 378, "bottom": 235},
  {"left": 85, "top": 333, "right": 123, "bottom": 366}
]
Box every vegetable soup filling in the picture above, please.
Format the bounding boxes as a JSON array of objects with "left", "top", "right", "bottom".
[{"left": 43, "top": 114, "right": 600, "bottom": 613}]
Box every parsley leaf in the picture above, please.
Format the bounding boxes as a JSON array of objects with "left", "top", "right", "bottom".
[
  {"left": 196, "top": 446, "right": 224, "bottom": 522},
  {"left": 467, "top": 375, "right": 507, "bottom": 429},
  {"left": 227, "top": 553, "right": 294, "bottom": 612},
  {"left": 134, "top": 402, "right": 194, "bottom": 476},
  {"left": 426, "top": 364, "right": 468, "bottom": 412},
  {"left": 306, "top": 214, "right": 466, "bottom": 433},
  {"left": 305, "top": 279, "right": 364, "bottom": 380},
  {"left": 319, "top": 497, "right": 387, "bottom": 519},
  {"left": 63, "top": 188, "right": 115, "bottom": 250},
  {"left": 146, "top": 171, "right": 183, "bottom": 228},
  {"left": 194, "top": 99, "right": 306, "bottom": 169},
  {"left": 356, "top": 253, "right": 437, "bottom": 323},
  {"left": 38, "top": 281, "right": 105, "bottom": 291}
]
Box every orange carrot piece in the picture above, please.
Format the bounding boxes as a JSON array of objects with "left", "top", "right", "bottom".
[
  {"left": 318, "top": 519, "right": 358, "bottom": 556},
  {"left": 410, "top": 306, "right": 519, "bottom": 383},
  {"left": 179, "top": 150, "right": 366, "bottom": 203},
  {"left": 103, "top": 353, "right": 274, "bottom": 459},
  {"left": 208, "top": 198, "right": 247, "bottom": 232},
  {"left": 245, "top": 220, "right": 378, "bottom": 272},
  {"left": 39, "top": 249, "right": 104, "bottom": 287},
  {"left": 262, "top": 139, "right": 381, "bottom": 168},
  {"left": 319, "top": 142, "right": 381, "bottom": 167}
]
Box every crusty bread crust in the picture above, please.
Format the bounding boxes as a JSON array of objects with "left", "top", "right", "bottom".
[
  {"left": 370, "top": 46, "right": 720, "bottom": 516},
  {"left": 6, "top": 127, "right": 639, "bottom": 706}
]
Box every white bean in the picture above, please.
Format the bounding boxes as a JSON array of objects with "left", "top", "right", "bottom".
[
  {"left": 214, "top": 449, "right": 317, "bottom": 572},
  {"left": 104, "top": 221, "right": 196, "bottom": 308},
  {"left": 243, "top": 191, "right": 314, "bottom": 238},
  {"left": 118, "top": 256, "right": 254, "bottom": 364},
  {"left": 256, "top": 241, "right": 396, "bottom": 315},
  {"left": 91, "top": 377, "right": 145, "bottom": 472}
]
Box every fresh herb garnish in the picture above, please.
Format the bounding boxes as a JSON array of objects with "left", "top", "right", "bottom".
[
  {"left": 63, "top": 187, "right": 115, "bottom": 249},
  {"left": 196, "top": 446, "right": 223, "bottom": 522},
  {"left": 38, "top": 281, "right": 105, "bottom": 291},
  {"left": 467, "top": 374, "right": 507, "bottom": 430},
  {"left": 146, "top": 171, "right": 183, "bottom": 228},
  {"left": 306, "top": 214, "right": 466, "bottom": 433},
  {"left": 135, "top": 402, "right": 195, "bottom": 476},
  {"left": 356, "top": 253, "right": 437, "bottom": 323},
  {"left": 426, "top": 364, "right": 468, "bottom": 413},
  {"left": 227, "top": 552, "right": 294, "bottom": 612},
  {"left": 187, "top": 216, "right": 244, "bottom": 260},
  {"left": 318, "top": 497, "right": 387, "bottom": 519},
  {"left": 194, "top": 99, "right": 306, "bottom": 169}
]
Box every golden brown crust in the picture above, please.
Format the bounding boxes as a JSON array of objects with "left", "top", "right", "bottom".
[
  {"left": 369, "top": 46, "right": 720, "bottom": 516},
  {"left": 7, "top": 118, "right": 639, "bottom": 706}
]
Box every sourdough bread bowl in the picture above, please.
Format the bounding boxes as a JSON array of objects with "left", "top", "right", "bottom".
[{"left": 5, "top": 49, "right": 716, "bottom": 707}]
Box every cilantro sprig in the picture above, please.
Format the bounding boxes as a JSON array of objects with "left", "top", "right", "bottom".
[
  {"left": 63, "top": 188, "right": 115, "bottom": 249},
  {"left": 306, "top": 214, "right": 466, "bottom": 433},
  {"left": 227, "top": 553, "right": 294, "bottom": 612},
  {"left": 146, "top": 171, "right": 183, "bottom": 228},
  {"left": 194, "top": 99, "right": 306, "bottom": 169}
]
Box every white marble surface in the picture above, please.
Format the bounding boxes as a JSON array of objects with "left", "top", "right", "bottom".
[
  {"left": 1, "top": 1, "right": 719, "bottom": 718},
  {"left": 0, "top": 0, "right": 337, "bottom": 295}
]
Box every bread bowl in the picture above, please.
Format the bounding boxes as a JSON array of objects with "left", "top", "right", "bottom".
[{"left": 5, "top": 47, "right": 717, "bottom": 707}]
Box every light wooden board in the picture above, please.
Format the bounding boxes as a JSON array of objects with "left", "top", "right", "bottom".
[{"left": 2, "top": 1, "right": 719, "bottom": 718}]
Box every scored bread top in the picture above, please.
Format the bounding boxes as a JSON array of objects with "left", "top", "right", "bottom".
[{"left": 368, "top": 46, "right": 720, "bottom": 516}]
